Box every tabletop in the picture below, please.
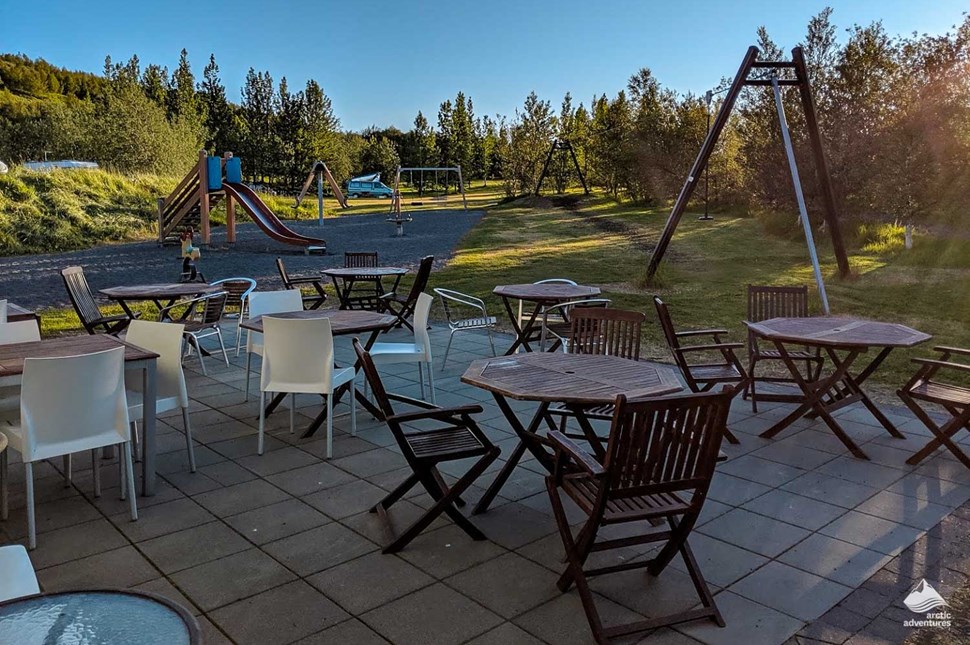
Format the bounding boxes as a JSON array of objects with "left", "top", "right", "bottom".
[
  {"left": 241, "top": 309, "right": 397, "bottom": 335},
  {"left": 462, "top": 353, "right": 683, "bottom": 404},
  {"left": 100, "top": 283, "right": 221, "bottom": 300},
  {"left": 0, "top": 335, "right": 158, "bottom": 376},
  {"left": 493, "top": 283, "right": 601, "bottom": 302},
  {"left": 746, "top": 316, "right": 931, "bottom": 348},
  {"left": 0, "top": 590, "right": 200, "bottom": 645},
  {"left": 3, "top": 302, "right": 37, "bottom": 322},
  {"left": 322, "top": 267, "right": 407, "bottom": 278}
]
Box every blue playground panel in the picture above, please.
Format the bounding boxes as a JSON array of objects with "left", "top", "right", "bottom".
[
  {"left": 206, "top": 157, "right": 223, "bottom": 191},
  {"left": 225, "top": 157, "right": 242, "bottom": 184}
]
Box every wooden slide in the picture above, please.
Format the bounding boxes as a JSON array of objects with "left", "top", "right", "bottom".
[{"left": 222, "top": 182, "right": 326, "bottom": 251}]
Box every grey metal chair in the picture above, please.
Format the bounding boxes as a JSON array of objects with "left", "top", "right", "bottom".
[
  {"left": 161, "top": 291, "right": 230, "bottom": 375},
  {"left": 210, "top": 277, "right": 257, "bottom": 357},
  {"left": 433, "top": 288, "right": 497, "bottom": 370}
]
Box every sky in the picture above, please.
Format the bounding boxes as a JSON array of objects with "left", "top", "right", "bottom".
[{"left": 2, "top": 0, "right": 966, "bottom": 131}]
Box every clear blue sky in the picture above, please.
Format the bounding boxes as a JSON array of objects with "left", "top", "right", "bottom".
[{"left": 2, "top": 0, "right": 965, "bottom": 131}]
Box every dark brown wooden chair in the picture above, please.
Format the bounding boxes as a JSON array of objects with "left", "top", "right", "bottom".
[
  {"left": 275, "top": 258, "right": 327, "bottom": 310},
  {"left": 745, "top": 285, "right": 823, "bottom": 412},
  {"left": 344, "top": 251, "right": 379, "bottom": 268},
  {"left": 653, "top": 296, "right": 745, "bottom": 444},
  {"left": 379, "top": 255, "right": 433, "bottom": 331},
  {"left": 341, "top": 252, "right": 382, "bottom": 310},
  {"left": 548, "top": 308, "right": 645, "bottom": 450},
  {"left": 353, "top": 338, "right": 499, "bottom": 553},
  {"left": 60, "top": 266, "right": 136, "bottom": 335},
  {"left": 898, "top": 346, "right": 970, "bottom": 470},
  {"left": 546, "top": 388, "right": 733, "bottom": 643}
]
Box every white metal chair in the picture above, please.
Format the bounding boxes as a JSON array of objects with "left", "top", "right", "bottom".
[
  {"left": 258, "top": 316, "right": 356, "bottom": 458},
  {"left": 516, "top": 278, "right": 577, "bottom": 328},
  {"left": 369, "top": 292, "right": 436, "bottom": 403},
  {"left": 433, "top": 288, "right": 496, "bottom": 370},
  {"left": 0, "top": 321, "right": 42, "bottom": 422},
  {"left": 210, "top": 277, "right": 257, "bottom": 357},
  {"left": 0, "top": 545, "right": 39, "bottom": 602},
  {"left": 245, "top": 290, "right": 305, "bottom": 401},
  {"left": 125, "top": 320, "right": 195, "bottom": 472},
  {"left": 0, "top": 347, "right": 137, "bottom": 549}
]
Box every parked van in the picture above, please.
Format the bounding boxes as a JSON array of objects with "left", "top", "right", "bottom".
[{"left": 346, "top": 173, "right": 394, "bottom": 198}]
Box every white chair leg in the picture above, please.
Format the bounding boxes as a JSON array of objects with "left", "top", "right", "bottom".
[
  {"left": 258, "top": 391, "right": 266, "bottom": 455},
  {"left": 326, "top": 394, "right": 333, "bottom": 459},
  {"left": 245, "top": 352, "right": 252, "bottom": 402},
  {"left": 194, "top": 337, "right": 207, "bottom": 376},
  {"left": 91, "top": 449, "right": 101, "bottom": 498},
  {"left": 119, "top": 453, "right": 125, "bottom": 501},
  {"left": 289, "top": 393, "right": 295, "bottom": 435},
  {"left": 1, "top": 448, "right": 8, "bottom": 521},
  {"left": 427, "top": 362, "right": 437, "bottom": 405},
  {"left": 235, "top": 323, "right": 245, "bottom": 358},
  {"left": 441, "top": 331, "right": 455, "bottom": 371},
  {"left": 418, "top": 363, "right": 426, "bottom": 400},
  {"left": 123, "top": 442, "right": 138, "bottom": 520},
  {"left": 130, "top": 420, "right": 142, "bottom": 463},
  {"left": 182, "top": 407, "right": 196, "bottom": 473},
  {"left": 487, "top": 328, "right": 497, "bottom": 356},
  {"left": 350, "top": 387, "right": 357, "bottom": 437},
  {"left": 216, "top": 329, "right": 229, "bottom": 367},
  {"left": 25, "top": 461, "right": 35, "bottom": 550}
]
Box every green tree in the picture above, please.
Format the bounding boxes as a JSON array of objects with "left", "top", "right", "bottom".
[{"left": 199, "top": 54, "right": 234, "bottom": 154}]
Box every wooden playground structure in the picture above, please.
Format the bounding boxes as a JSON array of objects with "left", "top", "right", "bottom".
[{"left": 294, "top": 161, "right": 348, "bottom": 225}]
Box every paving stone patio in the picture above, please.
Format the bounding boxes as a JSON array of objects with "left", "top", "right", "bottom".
[{"left": 2, "top": 323, "right": 969, "bottom": 644}]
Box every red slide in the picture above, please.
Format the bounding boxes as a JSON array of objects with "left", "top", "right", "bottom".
[{"left": 222, "top": 182, "right": 326, "bottom": 250}]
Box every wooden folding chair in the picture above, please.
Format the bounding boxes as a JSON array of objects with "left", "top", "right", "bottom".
[
  {"left": 745, "top": 285, "right": 823, "bottom": 412},
  {"left": 546, "top": 388, "right": 733, "bottom": 643},
  {"left": 379, "top": 255, "right": 433, "bottom": 331},
  {"left": 353, "top": 338, "right": 500, "bottom": 553},
  {"left": 654, "top": 296, "right": 745, "bottom": 443},
  {"left": 341, "top": 252, "right": 383, "bottom": 310},
  {"left": 60, "top": 266, "right": 137, "bottom": 335},
  {"left": 275, "top": 257, "right": 328, "bottom": 310},
  {"left": 898, "top": 346, "right": 970, "bottom": 470}
]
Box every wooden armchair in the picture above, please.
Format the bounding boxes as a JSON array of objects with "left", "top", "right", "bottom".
[
  {"left": 341, "top": 252, "right": 382, "bottom": 310},
  {"left": 60, "top": 266, "right": 136, "bottom": 335},
  {"left": 353, "top": 338, "right": 499, "bottom": 553},
  {"left": 653, "top": 296, "right": 745, "bottom": 443},
  {"left": 546, "top": 388, "right": 733, "bottom": 642},
  {"left": 898, "top": 346, "right": 970, "bottom": 470},
  {"left": 745, "top": 285, "right": 823, "bottom": 412},
  {"left": 275, "top": 258, "right": 327, "bottom": 310},
  {"left": 379, "top": 255, "right": 433, "bottom": 331}
]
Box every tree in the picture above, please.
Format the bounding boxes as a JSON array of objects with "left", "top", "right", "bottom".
[
  {"left": 166, "top": 49, "right": 201, "bottom": 122},
  {"left": 239, "top": 68, "right": 278, "bottom": 183},
  {"left": 507, "top": 91, "right": 556, "bottom": 195},
  {"left": 199, "top": 54, "right": 234, "bottom": 154},
  {"left": 359, "top": 136, "right": 400, "bottom": 184},
  {"left": 140, "top": 64, "right": 168, "bottom": 107}
]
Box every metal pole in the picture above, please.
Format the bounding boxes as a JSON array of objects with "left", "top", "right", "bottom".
[
  {"left": 699, "top": 90, "right": 714, "bottom": 221},
  {"left": 317, "top": 171, "right": 324, "bottom": 227},
  {"left": 771, "top": 75, "right": 830, "bottom": 314}
]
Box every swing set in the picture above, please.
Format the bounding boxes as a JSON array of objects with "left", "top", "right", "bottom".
[
  {"left": 391, "top": 166, "right": 468, "bottom": 210},
  {"left": 647, "top": 46, "right": 850, "bottom": 314}
]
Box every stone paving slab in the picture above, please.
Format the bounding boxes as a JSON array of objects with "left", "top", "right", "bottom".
[{"left": 1, "top": 324, "right": 968, "bottom": 644}]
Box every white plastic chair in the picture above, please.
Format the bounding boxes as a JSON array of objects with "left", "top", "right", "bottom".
[
  {"left": 258, "top": 316, "right": 356, "bottom": 458},
  {"left": 0, "top": 321, "right": 42, "bottom": 421},
  {"left": 0, "top": 545, "right": 39, "bottom": 601},
  {"left": 245, "top": 290, "right": 304, "bottom": 401},
  {"left": 0, "top": 347, "right": 136, "bottom": 549},
  {"left": 369, "top": 292, "right": 436, "bottom": 403},
  {"left": 433, "top": 288, "right": 496, "bottom": 369},
  {"left": 125, "top": 320, "right": 195, "bottom": 472}
]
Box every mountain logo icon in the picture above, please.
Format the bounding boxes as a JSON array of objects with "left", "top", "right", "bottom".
[{"left": 904, "top": 580, "right": 947, "bottom": 613}]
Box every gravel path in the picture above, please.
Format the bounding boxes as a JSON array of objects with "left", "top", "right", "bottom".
[{"left": 0, "top": 210, "right": 483, "bottom": 309}]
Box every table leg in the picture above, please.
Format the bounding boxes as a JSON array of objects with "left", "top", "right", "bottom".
[
  {"left": 141, "top": 359, "right": 158, "bottom": 496},
  {"left": 117, "top": 299, "right": 138, "bottom": 321},
  {"left": 473, "top": 396, "right": 554, "bottom": 515},
  {"left": 824, "top": 347, "right": 904, "bottom": 438},
  {"left": 571, "top": 408, "right": 607, "bottom": 460},
  {"left": 502, "top": 298, "right": 542, "bottom": 355}
]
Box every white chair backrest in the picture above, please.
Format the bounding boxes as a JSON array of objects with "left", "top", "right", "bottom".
[
  {"left": 20, "top": 347, "right": 129, "bottom": 462},
  {"left": 0, "top": 545, "right": 40, "bottom": 602},
  {"left": 261, "top": 316, "right": 337, "bottom": 394},
  {"left": 0, "top": 321, "right": 41, "bottom": 345},
  {"left": 125, "top": 319, "right": 188, "bottom": 405},
  {"left": 247, "top": 290, "right": 304, "bottom": 350},
  {"left": 413, "top": 292, "right": 433, "bottom": 361},
  {"left": 536, "top": 278, "right": 577, "bottom": 285},
  {"left": 0, "top": 300, "right": 6, "bottom": 324}
]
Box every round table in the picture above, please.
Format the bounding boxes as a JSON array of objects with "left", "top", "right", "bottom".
[
  {"left": 492, "top": 283, "right": 602, "bottom": 355},
  {"left": 322, "top": 267, "right": 407, "bottom": 310},
  {"left": 100, "top": 283, "right": 222, "bottom": 320},
  {"left": 462, "top": 352, "right": 683, "bottom": 513},
  {"left": 0, "top": 589, "right": 201, "bottom": 644},
  {"left": 746, "top": 316, "right": 931, "bottom": 459}
]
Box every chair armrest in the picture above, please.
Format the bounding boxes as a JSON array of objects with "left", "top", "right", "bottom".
[
  {"left": 548, "top": 431, "right": 604, "bottom": 477},
  {"left": 675, "top": 328, "right": 728, "bottom": 338},
  {"left": 676, "top": 343, "right": 745, "bottom": 353},
  {"left": 912, "top": 358, "right": 970, "bottom": 373},
  {"left": 934, "top": 346, "right": 970, "bottom": 357},
  {"left": 388, "top": 404, "right": 484, "bottom": 425},
  {"left": 287, "top": 277, "right": 324, "bottom": 285}
]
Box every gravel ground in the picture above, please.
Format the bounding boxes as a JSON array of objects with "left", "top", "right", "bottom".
[{"left": 0, "top": 209, "right": 484, "bottom": 309}]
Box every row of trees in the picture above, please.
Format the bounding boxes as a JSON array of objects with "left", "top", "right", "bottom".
[{"left": 2, "top": 8, "right": 969, "bottom": 222}]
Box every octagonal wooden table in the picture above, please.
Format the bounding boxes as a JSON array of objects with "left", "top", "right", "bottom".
[
  {"left": 100, "top": 283, "right": 222, "bottom": 320},
  {"left": 493, "top": 283, "right": 601, "bottom": 355},
  {"left": 745, "top": 316, "right": 931, "bottom": 459},
  {"left": 322, "top": 267, "right": 406, "bottom": 310},
  {"left": 462, "top": 352, "right": 683, "bottom": 513}
]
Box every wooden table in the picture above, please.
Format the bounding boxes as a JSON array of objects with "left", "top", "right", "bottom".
[
  {"left": 322, "top": 267, "right": 406, "bottom": 310},
  {"left": 100, "top": 283, "right": 221, "bottom": 320},
  {"left": 746, "top": 316, "right": 931, "bottom": 459},
  {"left": 4, "top": 302, "right": 40, "bottom": 328},
  {"left": 462, "top": 352, "right": 683, "bottom": 513},
  {"left": 493, "top": 283, "right": 601, "bottom": 355},
  {"left": 242, "top": 310, "right": 397, "bottom": 437},
  {"left": 0, "top": 589, "right": 201, "bottom": 644},
  {"left": 0, "top": 335, "right": 161, "bottom": 495}
]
